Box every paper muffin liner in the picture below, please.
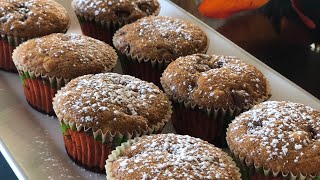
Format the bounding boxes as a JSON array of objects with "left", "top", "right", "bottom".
[
  {"left": 58, "top": 104, "right": 171, "bottom": 173},
  {"left": 75, "top": 15, "right": 126, "bottom": 46},
  {"left": 105, "top": 135, "right": 243, "bottom": 179},
  {"left": 75, "top": 4, "right": 160, "bottom": 46},
  {"left": 227, "top": 118, "right": 320, "bottom": 180},
  {"left": 16, "top": 68, "right": 69, "bottom": 116},
  {"left": 118, "top": 46, "right": 209, "bottom": 88},
  {"left": 118, "top": 52, "right": 172, "bottom": 88},
  {"left": 105, "top": 137, "right": 139, "bottom": 179},
  {"left": 229, "top": 150, "right": 319, "bottom": 180},
  {"left": 161, "top": 79, "right": 271, "bottom": 147},
  {"left": 1, "top": 25, "right": 69, "bottom": 73},
  {"left": 0, "top": 34, "right": 27, "bottom": 72}
]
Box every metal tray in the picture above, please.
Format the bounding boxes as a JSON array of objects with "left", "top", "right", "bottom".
[{"left": 0, "top": 0, "right": 319, "bottom": 179}]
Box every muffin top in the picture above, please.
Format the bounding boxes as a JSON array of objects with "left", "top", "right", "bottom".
[
  {"left": 13, "top": 33, "right": 118, "bottom": 79},
  {"left": 161, "top": 54, "right": 270, "bottom": 109},
  {"left": 113, "top": 16, "right": 208, "bottom": 62},
  {"left": 227, "top": 101, "right": 320, "bottom": 176},
  {"left": 109, "top": 134, "right": 241, "bottom": 179},
  {"left": 72, "top": 0, "right": 160, "bottom": 23},
  {"left": 53, "top": 73, "right": 171, "bottom": 134},
  {"left": 0, "top": 0, "right": 70, "bottom": 37}
]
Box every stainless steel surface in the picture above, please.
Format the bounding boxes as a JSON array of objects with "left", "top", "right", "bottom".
[{"left": 0, "top": 0, "right": 319, "bottom": 179}]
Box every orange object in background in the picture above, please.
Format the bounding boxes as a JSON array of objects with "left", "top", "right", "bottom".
[
  {"left": 291, "top": 0, "right": 316, "bottom": 29},
  {"left": 199, "top": 0, "right": 269, "bottom": 18}
]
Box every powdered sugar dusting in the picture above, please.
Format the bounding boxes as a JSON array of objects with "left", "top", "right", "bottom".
[
  {"left": 0, "top": 0, "right": 68, "bottom": 33},
  {"left": 73, "top": 0, "right": 159, "bottom": 19},
  {"left": 54, "top": 73, "right": 168, "bottom": 126},
  {"left": 14, "top": 33, "right": 117, "bottom": 78},
  {"left": 34, "top": 33, "right": 107, "bottom": 63},
  {"left": 25, "top": 133, "right": 80, "bottom": 179},
  {"left": 0, "top": 0, "right": 46, "bottom": 29},
  {"left": 161, "top": 54, "right": 269, "bottom": 109},
  {"left": 113, "top": 16, "right": 208, "bottom": 62},
  {"left": 112, "top": 134, "right": 240, "bottom": 179},
  {"left": 139, "top": 16, "right": 194, "bottom": 41},
  {"left": 229, "top": 101, "right": 320, "bottom": 165}
]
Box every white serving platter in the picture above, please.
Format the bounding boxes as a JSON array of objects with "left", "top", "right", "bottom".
[{"left": 0, "top": 0, "right": 319, "bottom": 179}]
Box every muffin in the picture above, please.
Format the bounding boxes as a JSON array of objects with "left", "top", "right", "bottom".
[
  {"left": 72, "top": 0, "right": 160, "bottom": 45},
  {"left": 113, "top": 16, "right": 208, "bottom": 87},
  {"left": 106, "top": 134, "right": 241, "bottom": 179},
  {"left": 161, "top": 54, "right": 271, "bottom": 147},
  {"left": 0, "top": 0, "right": 70, "bottom": 72},
  {"left": 227, "top": 101, "right": 320, "bottom": 179},
  {"left": 53, "top": 73, "right": 172, "bottom": 173},
  {"left": 12, "top": 33, "right": 117, "bottom": 115}
]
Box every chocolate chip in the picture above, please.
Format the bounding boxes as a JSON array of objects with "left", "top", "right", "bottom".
[
  {"left": 138, "top": 3, "right": 154, "bottom": 15},
  {"left": 231, "top": 90, "right": 250, "bottom": 107},
  {"left": 0, "top": 17, "right": 5, "bottom": 24},
  {"left": 190, "top": 82, "right": 198, "bottom": 92},
  {"left": 211, "top": 61, "right": 224, "bottom": 69},
  {"left": 115, "top": 10, "right": 130, "bottom": 18},
  {"left": 15, "top": 3, "right": 30, "bottom": 22},
  {"left": 308, "top": 127, "right": 317, "bottom": 140},
  {"left": 118, "top": 31, "right": 127, "bottom": 36},
  {"left": 18, "top": 14, "right": 28, "bottom": 22}
]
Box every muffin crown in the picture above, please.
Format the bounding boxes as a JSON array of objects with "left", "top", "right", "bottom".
[
  {"left": 72, "top": 0, "right": 160, "bottom": 22},
  {"left": 227, "top": 101, "right": 320, "bottom": 176},
  {"left": 113, "top": 16, "right": 208, "bottom": 62},
  {"left": 0, "top": 0, "right": 70, "bottom": 37},
  {"left": 161, "top": 54, "right": 270, "bottom": 109},
  {"left": 53, "top": 73, "right": 171, "bottom": 135},
  {"left": 13, "top": 33, "right": 118, "bottom": 79},
  {"left": 110, "top": 134, "right": 241, "bottom": 179}
]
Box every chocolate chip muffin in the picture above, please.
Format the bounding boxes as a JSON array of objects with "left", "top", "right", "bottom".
[
  {"left": 227, "top": 101, "right": 320, "bottom": 179},
  {"left": 106, "top": 134, "right": 241, "bottom": 179},
  {"left": 72, "top": 0, "right": 160, "bottom": 45},
  {"left": 13, "top": 33, "right": 117, "bottom": 115},
  {"left": 53, "top": 73, "right": 172, "bottom": 173},
  {"left": 113, "top": 16, "right": 208, "bottom": 87},
  {"left": 0, "top": 0, "right": 70, "bottom": 72},
  {"left": 161, "top": 54, "right": 270, "bottom": 147}
]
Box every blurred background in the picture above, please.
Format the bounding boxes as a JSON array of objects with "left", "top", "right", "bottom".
[
  {"left": 1, "top": 1, "right": 319, "bottom": 179},
  {"left": 171, "top": 0, "right": 320, "bottom": 99}
]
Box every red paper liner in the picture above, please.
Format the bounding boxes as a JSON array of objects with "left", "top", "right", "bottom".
[
  {"left": 63, "top": 129, "right": 115, "bottom": 173},
  {"left": 23, "top": 78, "right": 56, "bottom": 116},
  {"left": 119, "top": 49, "right": 209, "bottom": 89},
  {"left": 171, "top": 102, "right": 232, "bottom": 147},
  {"left": 162, "top": 73, "right": 271, "bottom": 148},
  {"left": 79, "top": 21, "right": 115, "bottom": 45},
  {"left": 249, "top": 173, "right": 286, "bottom": 180},
  {"left": 0, "top": 38, "right": 17, "bottom": 72},
  {"left": 119, "top": 54, "right": 168, "bottom": 88}
]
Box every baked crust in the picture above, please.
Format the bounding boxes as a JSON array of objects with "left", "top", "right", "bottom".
[
  {"left": 113, "top": 16, "right": 208, "bottom": 62},
  {"left": 53, "top": 73, "right": 171, "bottom": 135},
  {"left": 227, "top": 101, "right": 320, "bottom": 176},
  {"left": 13, "top": 33, "right": 117, "bottom": 79},
  {"left": 161, "top": 54, "right": 270, "bottom": 109},
  {"left": 0, "top": 0, "right": 70, "bottom": 37},
  {"left": 110, "top": 134, "right": 241, "bottom": 179},
  {"left": 72, "top": 0, "right": 160, "bottom": 22}
]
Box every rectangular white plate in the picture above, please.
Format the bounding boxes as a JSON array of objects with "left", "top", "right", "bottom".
[{"left": 0, "top": 0, "right": 319, "bottom": 179}]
